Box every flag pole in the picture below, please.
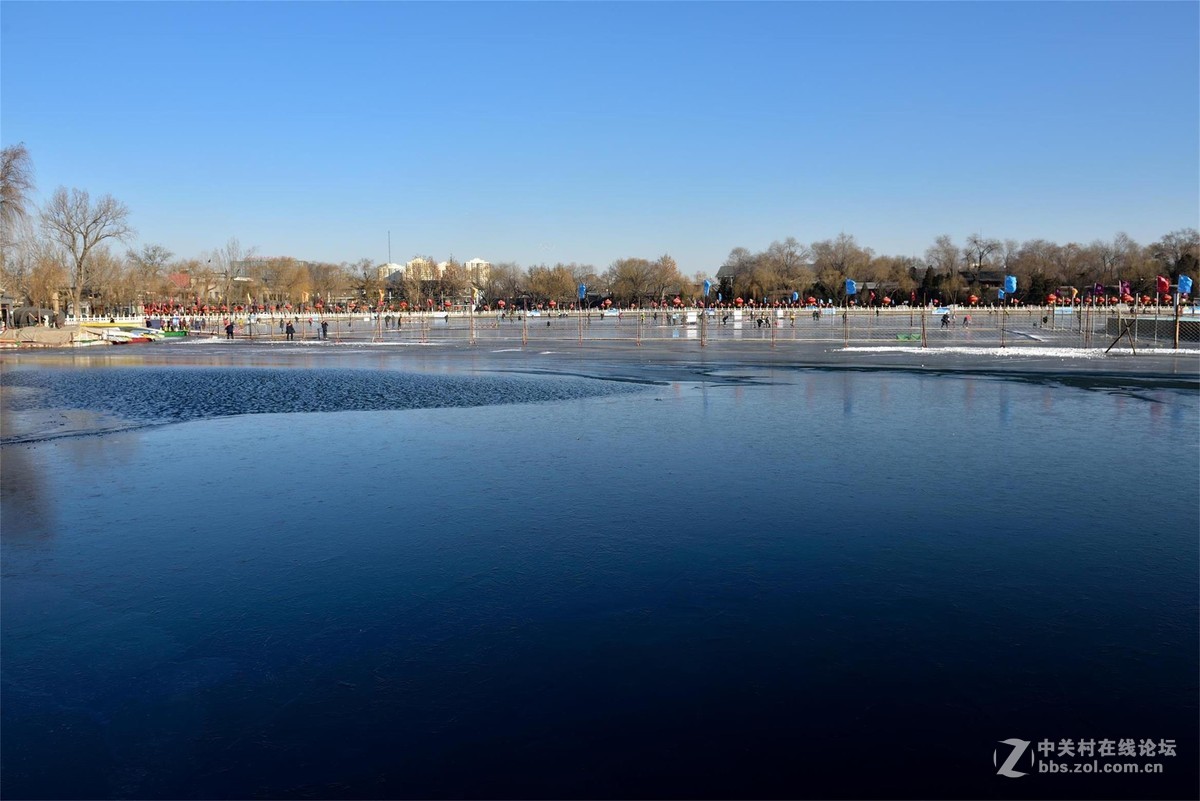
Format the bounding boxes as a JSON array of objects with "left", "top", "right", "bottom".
[
  {"left": 1154, "top": 284, "right": 1160, "bottom": 347},
  {"left": 1174, "top": 281, "right": 1181, "bottom": 350}
]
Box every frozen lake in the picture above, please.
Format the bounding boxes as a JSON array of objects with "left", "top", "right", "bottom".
[{"left": 2, "top": 344, "right": 1197, "bottom": 799}]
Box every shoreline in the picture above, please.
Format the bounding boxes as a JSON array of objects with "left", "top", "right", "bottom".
[{"left": 3, "top": 331, "right": 1197, "bottom": 387}]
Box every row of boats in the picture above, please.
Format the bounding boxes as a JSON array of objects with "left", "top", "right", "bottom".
[{"left": 83, "top": 323, "right": 205, "bottom": 344}]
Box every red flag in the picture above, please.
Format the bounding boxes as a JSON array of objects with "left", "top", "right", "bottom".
[{"left": 1156, "top": 275, "right": 1170, "bottom": 293}]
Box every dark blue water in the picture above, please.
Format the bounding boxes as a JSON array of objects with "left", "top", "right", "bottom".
[{"left": 2, "top": 359, "right": 1196, "bottom": 799}]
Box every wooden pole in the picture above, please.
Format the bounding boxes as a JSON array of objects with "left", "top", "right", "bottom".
[
  {"left": 1174, "top": 291, "right": 1181, "bottom": 350},
  {"left": 1147, "top": 292, "right": 1156, "bottom": 345},
  {"left": 1104, "top": 321, "right": 1137, "bottom": 355}
]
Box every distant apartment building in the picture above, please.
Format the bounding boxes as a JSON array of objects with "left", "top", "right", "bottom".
[
  {"left": 392, "top": 257, "right": 491, "bottom": 284},
  {"left": 379, "top": 256, "right": 492, "bottom": 305},
  {"left": 465, "top": 258, "right": 491, "bottom": 285}
]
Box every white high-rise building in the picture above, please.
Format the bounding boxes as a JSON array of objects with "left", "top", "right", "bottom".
[{"left": 465, "top": 258, "right": 491, "bottom": 284}]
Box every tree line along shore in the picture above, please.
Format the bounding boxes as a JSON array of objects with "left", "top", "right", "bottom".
[{"left": 2, "top": 143, "right": 1197, "bottom": 324}]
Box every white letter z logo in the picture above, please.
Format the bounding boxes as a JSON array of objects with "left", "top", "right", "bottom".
[{"left": 995, "top": 738, "right": 1031, "bottom": 778}]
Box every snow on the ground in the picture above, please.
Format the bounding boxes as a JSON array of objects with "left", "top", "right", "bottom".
[{"left": 841, "top": 346, "right": 1194, "bottom": 358}]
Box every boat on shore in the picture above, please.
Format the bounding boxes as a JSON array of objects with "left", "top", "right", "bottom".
[{"left": 84, "top": 325, "right": 166, "bottom": 344}]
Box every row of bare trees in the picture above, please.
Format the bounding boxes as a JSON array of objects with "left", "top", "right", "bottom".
[
  {"left": 721, "top": 230, "right": 1199, "bottom": 305},
  {"left": 2, "top": 142, "right": 1196, "bottom": 315}
]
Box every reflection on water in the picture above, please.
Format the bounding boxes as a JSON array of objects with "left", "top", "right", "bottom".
[
  {"left": 1, "top": 367, "right": 648, "bottom": 444},
  {"left": 1, "top": 360, "right": 1196, "bottom": 800}
]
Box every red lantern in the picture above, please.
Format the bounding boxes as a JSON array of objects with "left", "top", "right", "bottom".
[
  {"left": 497, "top": 300, "right": 506, "bottom": 308},
  {"left": 968, "top": 295, "right": 978, "bottom": 305},
  {"left": 444, "top": 300, "right": 452, "bottom": 307},
  {"left": 735, "top": 297, "right": 744, "bottom": 305},
  {"left": 549, "top": 300, "right": 556, "bottom": 307},
  {"left": 1047, "top": 294, "right": 1057, "bottom": 303},
  {"left": 807, "top": 296, "right": 816, "bottom": 304},
  {"left": 604, "top": 298, "right": 612, "bottom": 306}
]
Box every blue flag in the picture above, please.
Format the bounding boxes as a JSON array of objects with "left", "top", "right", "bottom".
[
  {"left": 717, "top": 292, "right": 722, "bottom": 302},
  {"left": 1179, "top": 275, "right": 1193, "bottom": 295},
  {"left": 998, "top": 289, "right": 1006, "bottom": 300},
  {"left": 1004, "top": 275, "right": 1017, "bottom": 294},
  {"left": 845, "top": 279, "right": 857, "bottom": 296},
  {"left": 578, "top": 284, "right": 587, "bottom": 300},
  {"left": 703, "top": 280, "right": 711, "bottom": 297},
  {"left": 792, "top": 291, "right": 799, "bottom": 302}
]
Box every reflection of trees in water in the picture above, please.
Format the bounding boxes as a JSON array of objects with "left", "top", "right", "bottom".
[
  {"left": 1, "top": 409, "right": 140, "bottom": 541},
  {"left": 61, "top": 418, "right": 139, "bottom": 467},
  {"left": 1, "top": 412, "right": 54, "bottom": 540}
]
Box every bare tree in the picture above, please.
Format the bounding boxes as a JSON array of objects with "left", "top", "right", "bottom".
[
  {"left": 568, "top": 264, "right": 604, "bottom": 302},
  {"left": 278, "top": 258, "right": 312, "bottom": 307},
  {"left": 605, "top": 257, "right": 655, "bottom": 305},
  {"left": 40, "top": 187, "right": 134, "bottom": 319},
  {"left": 85, "top": 247, "right": 127, "bottom": 315},
  {"left": 812, "top": 234, "right": 872, "bottom": 299},
  {"left": 484, "top": 262, "right": 524, "bottom": 304},
  {"left": 963, "top": 233, "right": 1000, "bottom": 272},
  {"left": 208, "top": 238, "right": 256, "bottom": 309},
  {"left": 766, "top": 237, "right": 813, "bottom": 287},
  {"left": 352, "top": 257, "right": 381, "bottom": 306},
  {"left": 438, "top": 258, "right": 470, "bottom": 305},
  {"left": 649, "top": 254, "right": 681, "bottom": 300},
  {"left": 307, "top": 261, "right": 348, "bottom": 308},
  {"left": 924, "top": 235, "right": 960, "bottom": 275},
  {"left": 1150, "top": 228, "right": 1199, "bottom": 277},
  {"left": 27, "top": 251, "right": 68, "bottom": 313},
  {"left": 0, "top": 144, "right": 35, "bottom": 225},
  {"left": 1, "top": 217, "right": 41, "bottom": 302},
  {"left": 1, "top": 143, "right": 36, "bottom": 270},
  {"left": 126, "top": 243, "right": 174, "bottom": 295}
]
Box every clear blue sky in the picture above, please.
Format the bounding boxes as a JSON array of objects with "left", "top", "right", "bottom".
[{"left": 3, "top": 1, "right": 1197, "bottom": 274}]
